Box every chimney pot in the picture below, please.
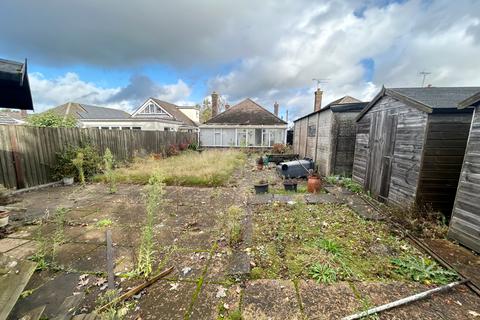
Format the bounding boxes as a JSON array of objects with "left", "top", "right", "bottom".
[
  {"left": 274, "top": 101, "right": 279, "bottom": 116},
  {"left": 211, "top": 91, "right": 219, "bottom": 118},
  {"left": 314, "top": 89, "right": 323, "bottom": 112}
]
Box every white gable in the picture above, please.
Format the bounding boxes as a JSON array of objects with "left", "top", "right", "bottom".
[{"left": 132, "top": 99, "right": 173, "bottom": 118}]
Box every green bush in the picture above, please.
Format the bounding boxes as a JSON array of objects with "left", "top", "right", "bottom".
[
  {"left": 27, "top": 111, "right": 77, "bottom": 128},
  {"left": 52, "top": 144, "right": 102, "bottom": 182}
]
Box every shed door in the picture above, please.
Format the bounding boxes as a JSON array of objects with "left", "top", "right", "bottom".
[{"left": 366, "top": 112, "right": 398, "bottom": 201}]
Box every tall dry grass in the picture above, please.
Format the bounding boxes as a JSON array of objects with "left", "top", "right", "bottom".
[{"left": 94, "top": 150, "right": 246, "bottom": 187}]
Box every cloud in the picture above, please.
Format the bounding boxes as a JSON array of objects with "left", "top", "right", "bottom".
[
  {"left": 3, "top": 0, "right": 480, "bottom": 121},
  {"left": 29, "top": 73, "right": 193, "bottom": 112}
]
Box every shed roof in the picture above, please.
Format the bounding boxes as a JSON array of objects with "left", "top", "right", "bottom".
[
  {"left": 48, "top": 102, "right": 131, "bottom": 120},
  {"left": 293, "top": 96, "right": 367, "bottom": 123},
  {"left": 356, "top": 86, "right": 480, "bottom": 121},
  {"left": 204, "top": 98, "right": 287, "bottom": 125},
  {"left": 458, "top": 91, "right": 480, "bottom": 109},
  {"left": 0, "top": 58, "right": 34, "bottom": 110}
]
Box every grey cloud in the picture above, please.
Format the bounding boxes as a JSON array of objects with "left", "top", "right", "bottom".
[{"left": 107, "top": 75, "right": 168, "bottom": 104}]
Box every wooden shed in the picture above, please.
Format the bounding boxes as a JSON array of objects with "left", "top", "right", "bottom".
[
  {"left": 352, "top": 86, "right": 478, "bottom": 215},
  {"left": 293, "top": 96, "right": 368, "bottom": 176},
  {"left": 448, "top": 91, "right": 480, "bottom": 252}
]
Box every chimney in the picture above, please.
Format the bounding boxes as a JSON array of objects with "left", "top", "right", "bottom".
[
  {"left": 274, "top": 101, "right": 279, "bottom": 116},
  {"left": 314, "top": 88, "right": 323, "bottom": 112},
  {"left": 211, "top": 91, "right": 219, "bottom": 118}
]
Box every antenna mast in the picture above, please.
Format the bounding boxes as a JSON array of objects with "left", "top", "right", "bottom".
[
  {"left": 419, "top": 71, "right": 431, "bottom": 87},
  {"left": 312, "top": 78, "right": 330, "bottom": 89}
]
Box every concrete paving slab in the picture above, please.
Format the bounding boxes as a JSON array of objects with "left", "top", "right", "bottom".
[
  {"left": 165, "top": 250, "right": 210, "bottom": 280},
  {"left": 299, "top": 280, "right": 360, "bottom": 320},
  {"left": 249, "top": 194, "right": 274, "bottom": 205},
  {"left": 6, "top": 240, "right": 39, "bottom": 260},
  {"left": 304, "top": 193, "right": 338, "bottom": 204},
  {"left": 0, "top": 237, "right": 30, "bottom": 252},
  {"left": 242, "top": 279, "right": 302, "bottom": 320},
  {"left": 190, "top": 283, "right": 241, "bottom": 319}
]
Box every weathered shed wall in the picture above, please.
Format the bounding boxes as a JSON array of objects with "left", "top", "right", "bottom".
[
  {"left": 353, "top": 96, "right": 428, "bottom": 205},
  {"left": 305, "top": 113, "right": 319, "bottom": 160},
  {"left": 331, "top": 112, "right": 358, "bottom": 176},
  {"left": 449, "top": 107, "right": 480, "bottom": 252},
  {"left": 294, "top": 117, "right": 309, "bottom": 158},
  {"left": 417, "top": 112, "right": 472, "bottom": 214},
  {"left": 315, "top": 111, "right": 334, "bottom": 176}
]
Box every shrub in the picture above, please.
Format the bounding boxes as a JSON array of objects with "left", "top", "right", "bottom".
[
  {"left": 166, "top": 144, "right": 179, "bottom": 157},
  {"left": 178, "top": 143, "right": 188, "bottom": 151},
  {"left": 72, "top": 152, "right": 85, "bottom": 185},
  {"left": 188, "top": 142, "right": 199, "bottom": 151},
  {"left": 103, "top": 148, "right": 117, "bottom": 193},
  {"left": 52, "top": 144, "right": 102, "bottom": 182},
  {"left": 272, "top": 143, "right": 287, "bottom": 154},
  {"left": 27, "top": 111, "right": 77, "bottom": 128}
]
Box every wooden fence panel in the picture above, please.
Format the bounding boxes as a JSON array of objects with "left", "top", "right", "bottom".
[{"left": 0, "top": 125, "right": 197, "bottom": 189}]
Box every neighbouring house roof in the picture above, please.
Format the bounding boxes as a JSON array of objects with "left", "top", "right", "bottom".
[
  {"left": 204, "top": 98, "right": 287, "bottom": 126},
  {"left": 48, "top": 102, "right": 131, "bottom": 120},
  {"left": 293, "top": 96, "right": 367, "bottom": 123},
  {"left": 357, "top": 86, "right": 480, "bottom": 121},
  {"left": 0, "top": 58, "right": 34, "bottom": 110},
  {"left": 0, "top": 110, "right": 26, "bottom": 125},
  {"left": 458, "top": 91, "right": 480, "bottom": 109},
  {"left": 134, "top": 98, "right": 198, "bottom": 127}
]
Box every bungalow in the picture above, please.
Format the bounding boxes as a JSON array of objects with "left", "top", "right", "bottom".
[
  {"left": 48, "top": 98, "right": 199, "bottom": 132},
  {"left": 293, "top": 88, "right": 368, "bottom": 176},
  {"left": 199, "top": 92, "right": 287, "bottom": 147},
  {"left": 352, "top": 86, "right": 478, "bottom": 215},
  {"left": 448, "top": 91, "right": 480, "bottom": 252},
  {"left": 0, "top": 58, "right": 33, "bottom": 110}
]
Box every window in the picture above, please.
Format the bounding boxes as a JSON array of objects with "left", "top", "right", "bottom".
[
  {"left": 214, "top": 129, "right": 222, "bottom": 146},
  {"left": 132, "top": 127, "right": 141, "bottom": 130},
  {"left": 110, "top": 127, "right": 119, "bottom": 130},
  {"left": 100, "top": 127, "right": 109, "bottom": 130},
  {"left": 262, "top": 129, "right": 270, "bottom": 146},
  {"left": 121, "top": 127, "right": 131, "bottom": 130},
  {"left": 237, "top": 129, "right": 247, "bottom": 147},
  {"left": 164, "top": 127, "right": 171, "bottom": 131},
  {"left": 140, "top": 102, "right": 168, "bottom": 115},
  {"left": 308, "top": 125, "right": 316, "bottom": 137}
]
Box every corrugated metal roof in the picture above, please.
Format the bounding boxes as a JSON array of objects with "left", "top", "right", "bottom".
[{"left": 390, "top": 87, "right": 480, "bottom": 109}]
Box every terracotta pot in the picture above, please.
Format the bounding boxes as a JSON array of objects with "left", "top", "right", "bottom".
[
  {"left": 307, "top": 175, "right": 322, "bottom": 193},
  {"left": 0, "top": 210, "right": 9, "bottom": 227}
]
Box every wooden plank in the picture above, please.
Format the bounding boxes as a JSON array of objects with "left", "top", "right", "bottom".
[
  {"left": 106, "top": 229, "right": 114, "bottom": 290},
  {"left": 0, "top": 254, "right": 37, "bottom": 319}
]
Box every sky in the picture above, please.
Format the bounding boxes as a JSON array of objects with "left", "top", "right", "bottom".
[{"left": 1, "top": 0, "right": 479, "bottom": 121}]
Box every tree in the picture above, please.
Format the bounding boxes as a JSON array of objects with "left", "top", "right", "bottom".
[
  {"left": 199, "top": 96, "right": 226, "bottom": 123},
  {"left": 27, "top": 111, "right": 77, "bottom": 128}
]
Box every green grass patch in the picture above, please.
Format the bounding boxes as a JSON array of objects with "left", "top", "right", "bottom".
[
  {"left": 250, "top": 202, "right": 447, "bottom": 283},
  {"left": 96, "top": 218, "right": 113, "bottom": 228},
  {"left": 94, "top": 150, "right": 246, "bottom": 187}
]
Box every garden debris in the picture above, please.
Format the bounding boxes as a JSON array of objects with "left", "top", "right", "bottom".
[
  {"left": 97, "top": 266, "right": 173, "bottom": 312},
  {"left": 341, "top": 280, "right": 468, "bottom": 320},
  {"left": 76, "top": 274, "right": 89, "bottom": 288},
  {"left": 181, "top": 266, "right": 192, "bottom": 275},
  {"left": 169, "top": 283, "right": 179, "bottom": 291},
  {"left": 216, "top": 287, "right": 227, "bottom": 298}
]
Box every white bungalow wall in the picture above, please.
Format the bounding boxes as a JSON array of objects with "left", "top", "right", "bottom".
[{"left": 200, "top": 127, "right": 286, "bottom": 147}]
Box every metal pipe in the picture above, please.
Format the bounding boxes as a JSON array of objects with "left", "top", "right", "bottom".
[{"left": 341, "top": 280, "right": 469, "bottom": 320}]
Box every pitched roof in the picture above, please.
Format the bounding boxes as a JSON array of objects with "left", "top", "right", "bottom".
[
  {"left": 356, "top": 86, "right": 480, "bottom": 121},
  {"left": 148, "top": 99, "right": 198, "bottom": 127},
  {"left": 458, "top": 91, "right": 480, "bottom": 109},
  {"left": 0, "top": 111, "right": 25, "bottom": 125},
  {"left": 0, "top": 58, "right": 34, "bottom": 110},
  {"left": 204, "top": 98, "right": 287, "bottom": 125},
  {"left": 48, "top": 102, "right": 131, "bottom": 120},
  {"left": 293, "top": 96, "right": 367, "bottom": 122}
]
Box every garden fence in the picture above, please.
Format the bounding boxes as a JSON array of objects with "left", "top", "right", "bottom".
[{"left": 0, "top": 125, "right": 196, "bottom": 189}]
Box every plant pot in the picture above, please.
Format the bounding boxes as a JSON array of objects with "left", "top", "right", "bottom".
[
  {"left": 283, "top": 181, "right": 298, "bottom": 192},
  {"left": 254, "top": 183, "right": 269, "bottom": 194},
  {"left": 63, "top": 177, "right": 74, "bottom": 186},
  {"left": 0, "top": 210, "right": 9, "bottom": 227},
  {"left": 307, "top": 175, "right": 322, "bottom": 193}
]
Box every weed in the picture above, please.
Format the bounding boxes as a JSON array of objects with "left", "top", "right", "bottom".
[
  {"left": 324, "top": 175, "right": 339, "bottom": 185},
  {"left": 309, "top": 263, "right": 337, "bottom": 284},
  {"left": 359, "top": 297, "right": 380, "bottom": 320},
  {"left": 52, "top": 207, "right": 68, "bottom": 257},
  {"left": 341, "top": 178, "right": 362, "bottom": 193},
  {"left": 391, "top": 256, "right": 458, "bottom": 284},
  {"left": 96, "top": 218, "right": 113, "bottom": 228},
  {"left": 315, "top": 238, "right": 342, "bottom": 256},
  {"left": 136, "top": 172, "right": 165, "bottom": 277},
  {"left": 72, "top": 152, "right": 85, "bottom": 185},
  {"left": 103, "top": 148, "right": 117, "bottom": 193},
  {"left": 96, "top": 289, "right": 135, "bottom": 319},
  {"left": 226, "top": 206, "right": 243, "bottom": 246}
]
